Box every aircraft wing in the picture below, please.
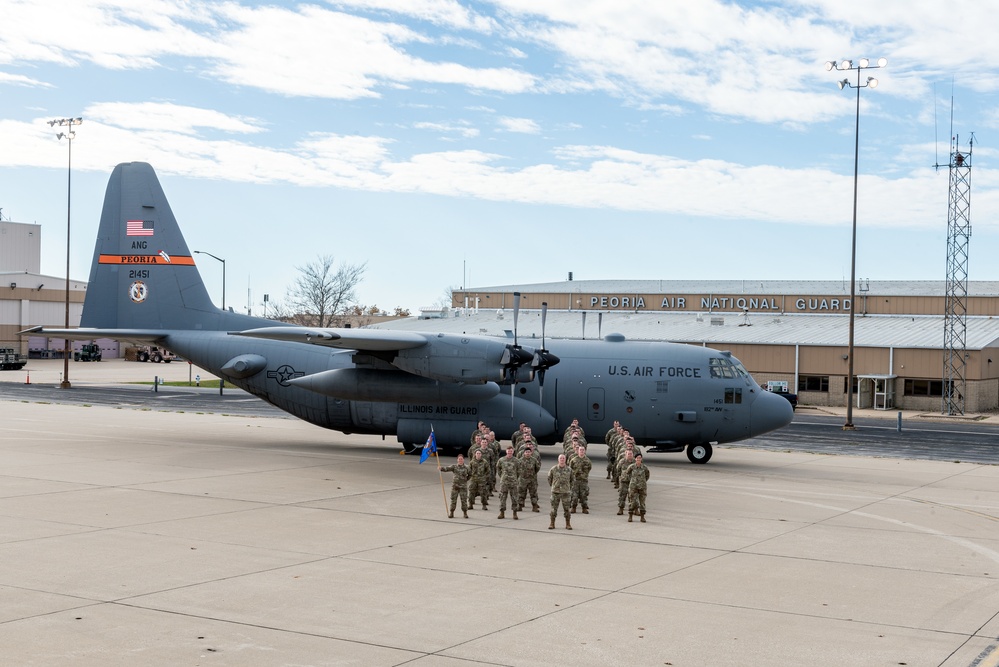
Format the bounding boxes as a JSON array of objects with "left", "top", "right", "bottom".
[
  {"left": 232, "top": 326, "right": 428, "bottom": 352},
  {"left": 19, "top": 326, "right": 166, "bottom": 344}
]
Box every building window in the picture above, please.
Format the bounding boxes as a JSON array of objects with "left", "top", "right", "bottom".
[
  {"left": 798, "top": 375, "right": 829, "bottom": 392},
  {"left": 724, "top": 388, "right": 742, "bottom": 404},
  {"left": 904, "top": 379, "right": 948, "bottom": 397}
]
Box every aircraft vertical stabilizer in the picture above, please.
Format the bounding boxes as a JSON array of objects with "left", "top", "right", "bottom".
[{"left": 81, "top": 162, "right": 224, "bottom": 331}]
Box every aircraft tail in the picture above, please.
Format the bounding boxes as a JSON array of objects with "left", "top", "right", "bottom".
[{"left": 81, "top": 162, "right": 251, "bottom": 332}]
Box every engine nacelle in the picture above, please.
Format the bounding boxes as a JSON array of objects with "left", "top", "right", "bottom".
[
  {"left": 288, "top": 368, "right": 501, "bottom": 403},
  {"left": 391, "top": 334, "right": 516, "bottom": 383}
]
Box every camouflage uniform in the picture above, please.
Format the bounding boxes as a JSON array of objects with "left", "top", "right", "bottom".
[
  {"left": 468, "top": 453, "right": 490, "bottom": 510},
  {"left": 486, "top": 435, "right": 502, "bottom": 489},
  {"left": 569, "top": 449, "right": 592, "bottom": 513},
  {"left": 616, "top": 451, "right": 635, "bottom": 514},
  {"left": 626, "top": 459, "right": 651, "bottom": 522},
  {"left": 495, "top": 452, "right": 522, "bottom": 519},
  {"left": 517, "top": 448, "right": 542, "bottom": 511},
  {"left": 547, "top": 460, "right": 575, "bottom": 529},
  {"left": 605, "top": 423, "right": 621, "bottom": 479},
  {"left": 440, "top": 460, "right": 471, "bottom": 518},
  {"left": 468, "top": 441, "right": 495, "bottom": 495}
]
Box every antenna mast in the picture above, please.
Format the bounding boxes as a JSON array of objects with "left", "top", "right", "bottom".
[{"left": 941, "top": 130, "right": 973, "bottom": 416}]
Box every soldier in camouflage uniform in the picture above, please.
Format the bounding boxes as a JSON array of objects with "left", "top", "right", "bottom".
[
  {"left": 468, "top": 437, "right": 494, "bottom": 496},
  {"left": 569, "top": 444, "right": 592, "bottom": 514},
  {"left": 626, "top": 454, "right": 651, "bottom": 522},
  {"left": 563, "top": 418, "right": 586, "bottom": 441},
  {"left": 616, "top": 448, "right": 635, "bottom": 515},
  {"left": 547, "top": 453, "right": 575, "bottom": 530},
  {"left": 485, "top": 430, "right": 502, "bottom": 491},
  {"left": 496, "top": 446, "right": 521, "bottom": 520},
  {"left": 604, "top": 421, "right": 622, "bottom": 479},
  {"left": 469, "top": 421, "right": 488, "bottom": 449},
  {"left": 468, "top": 449, "right": 490, "bottom": 510},
  {"left": 517, "top": 442, "right": 542, "bottom": 512},
  {"left": 438, "top": 454, "right": 471, "bottom": 518}
]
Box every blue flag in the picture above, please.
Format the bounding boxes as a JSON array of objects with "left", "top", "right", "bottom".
[{"left": 420, "top": 430, "right": 437, "bottom": 464}]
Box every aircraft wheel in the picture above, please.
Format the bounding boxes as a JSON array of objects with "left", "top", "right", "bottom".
[{"left": 686, "top": 443, "right": 713, "bottom": 464}]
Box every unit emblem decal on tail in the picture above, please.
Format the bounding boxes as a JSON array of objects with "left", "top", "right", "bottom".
[
  {"left": 158, "top": 250, "right": 172, "bottom": 263},
  {"left": 129, "top": 281, "right": 148, "bottom": 303},
  {"left": 267, "top": 365, "right": 305, "bottom": 386}
]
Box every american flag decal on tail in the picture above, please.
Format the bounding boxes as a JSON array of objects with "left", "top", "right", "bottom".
[{"left": 126, "top": 220, "right": 154, "bottom": 236}]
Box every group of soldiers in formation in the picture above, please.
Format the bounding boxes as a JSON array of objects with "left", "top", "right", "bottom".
[{"left": 437, "top": 419, "right": 651, "bottom": 530}]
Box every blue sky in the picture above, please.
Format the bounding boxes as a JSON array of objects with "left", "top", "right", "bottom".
[{"left": 2, "top": 0, "right": 999, "bottom": 314}]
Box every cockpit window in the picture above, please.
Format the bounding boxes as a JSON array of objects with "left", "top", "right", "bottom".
[{"left": 709, "top": 357, "right": 747, "bottom": 379}]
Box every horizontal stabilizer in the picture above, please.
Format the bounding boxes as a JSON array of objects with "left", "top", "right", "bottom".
[{"left": 19, "top": 326, "right": 165, "bottom": 344}]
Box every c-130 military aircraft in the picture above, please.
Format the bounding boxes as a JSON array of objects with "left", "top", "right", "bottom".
[{"left": 26, "top": 162, "right": 793, "bottom": 463}]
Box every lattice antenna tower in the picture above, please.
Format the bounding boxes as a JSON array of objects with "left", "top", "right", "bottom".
[{"left": 940, "top": 125, "right": 973, "bottom": 416}]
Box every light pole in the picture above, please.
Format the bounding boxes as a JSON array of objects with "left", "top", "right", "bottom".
[
  {"left": 48, "top": 117, "right": 82, "bottom": 390},
  {"left": 826, "top": 58, "right": 887, "bottom": 430},
  {"left": 194, "top": 250, "right": 226, "bottom": 311}
]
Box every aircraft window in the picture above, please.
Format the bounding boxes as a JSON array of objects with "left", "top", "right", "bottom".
[
  {"left": 709, "top": 357, "right": 738, "bottom": 379},
  {"left": 724, "top": 388, "right": 742, "bottom": 404}
]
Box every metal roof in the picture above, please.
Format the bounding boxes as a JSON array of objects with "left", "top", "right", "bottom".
[
  {"left": 459, "top": 279, "right": 999, "bottom": 297},
  {"left": 372, "top": 310, "right": 999, "bottom": 350}
]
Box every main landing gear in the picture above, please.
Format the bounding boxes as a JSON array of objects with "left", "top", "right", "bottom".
[{"left": 685, "top": 443, "right": 713, "bottom": 464}]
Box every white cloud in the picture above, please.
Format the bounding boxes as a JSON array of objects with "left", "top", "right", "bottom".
[
  {"left": 0, "top": 70, "right": 50, "bottom": 87},
  {"left": 86, "top": 102, "right": 265, "bottom": 135},
  {"left": 497, "top": 117, "right": 540, "bottom": 134},
  {"left": 413, "top": 121, "right": 480, "bottom": 139}
]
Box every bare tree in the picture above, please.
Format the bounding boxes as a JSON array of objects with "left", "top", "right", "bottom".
[
  {"left": 434, "top": 284, "right": 460, "bottom": 310},
  {"left": 287, "top": 255, "right": 367, "bottom": 327}
]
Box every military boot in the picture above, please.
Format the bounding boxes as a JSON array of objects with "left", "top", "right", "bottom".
[
  {"left": 497, "top": 510, "right": 505, "bottom": 519},
  {"left": 548, "top": 517, "right": 556, "bottom": 530},
  {"left": 469, "top": 502, "right": 475, "bottom": 509},
  {"left": 640, "top": 511, "right": 646, "bottom": 523},
  {"left": 628, "top": 511, "right": 634, "bottom": 522},
  {"left": 463, "top": 510, "right": 469, "bottom": 519},
  {"left": 565, "top": 517, "right": 572, "bottom": 530},
  {"left": 482, "top": 502, "right": 489, "bottom": 510},
  {"left": 582, "top": 507, "right": 589, "bottom": 514},
  {"left": 512, "top": 509, "right": 519, "bottom": 520},
  {"left": 613, "top": 482, "right": 619, "bottom": 489},
  {"left": 606, "top": 471, "right": 611, "bottom": 479},
  {"left": 532, "top": 502, "right": 540, "bottom": 512},
  {"left": 448, "top": 510, "right": 454, "bottom": 518},
  {"left": 570, "top": 506, "right": 577, "bottom": 514}
]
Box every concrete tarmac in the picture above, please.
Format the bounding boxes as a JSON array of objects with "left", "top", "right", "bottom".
[{"left": 1, "top": 361, "right": 999, "bottom": 666}]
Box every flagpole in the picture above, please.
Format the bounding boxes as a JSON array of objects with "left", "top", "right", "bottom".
[{"left": 434, "top": 448, "right": 448, "bottom": 515}]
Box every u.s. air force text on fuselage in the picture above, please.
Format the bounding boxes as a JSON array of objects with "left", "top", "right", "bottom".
[{"left": 588, "top": 295, "right": 850, "bottom": 312}]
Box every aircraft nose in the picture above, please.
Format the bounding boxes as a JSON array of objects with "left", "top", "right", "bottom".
[{"left": 751, "top": 389, "right": 794, "bottom": 436}]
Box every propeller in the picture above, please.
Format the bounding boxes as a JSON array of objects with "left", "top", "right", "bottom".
[
  {"left": 503, "top": 292, "right": 529, "bottom": 416},
  {"left": 531, "top": 302, "right": 560, "bottom": 411}
]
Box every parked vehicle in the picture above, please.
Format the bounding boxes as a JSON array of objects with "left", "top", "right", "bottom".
[
  {"left": 124, "top": 345, "right": 177, "bottom": 363},
  {"left": 74, "top": 343, "right": 103, "bottom": 362},
  {"left": 0, "top": 347, "right": 28, "bottom": 371},
  {"left": 763, "top": 381, "right": 798, "bottom": 410}
]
